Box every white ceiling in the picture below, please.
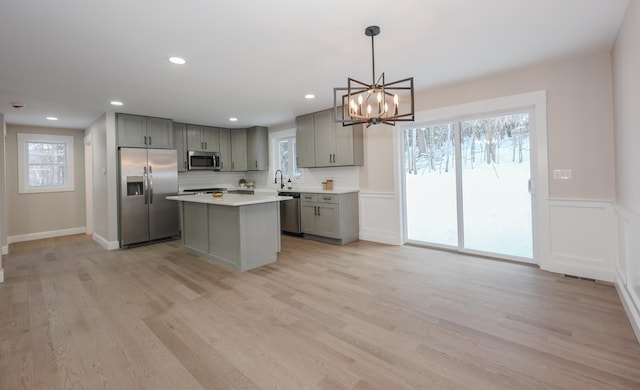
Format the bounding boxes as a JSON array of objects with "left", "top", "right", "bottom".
[{"left": 0, "top": 0, "right": 629, "bottom": 129}]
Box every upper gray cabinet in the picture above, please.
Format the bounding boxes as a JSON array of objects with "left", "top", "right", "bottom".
[
  {"left": 296, "top": 114, "right": 316, "bottom": 168},
  {"left": 295, "top": 108, "right": 363, "bottom": 168},
  {"left": 246, "top": 126, "right": 268, "bottom": 171},
  {"left": 173, "top": 123, "right": 188, "bottom": 172},
  {"left": 117, "top": 113, "right": 174, "bottom": 149},
  {"left": 186, "top": 125, "right": 219, "bottom": 152},
  {"left": 218, "top": 128, "right": 231, "bottom": 171},
  {"left": 230, "top": 128, "right": 247, "bottom": 171}
]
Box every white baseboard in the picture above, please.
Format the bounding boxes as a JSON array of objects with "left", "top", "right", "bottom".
[
  {"left": 1, "top": 245, "right": 7, "bottom": 255},
  {"left": 0, "top": 268, "right": 4, "bottom": 283},
  {"left": 616, "top": 270, "right": 640, "bottom": 343},
  {"left": 93, "top": 233, "right": 120, "bottom": 250},
  {"left": 7, "top": 227, "right": 87, "bottom": 244}
]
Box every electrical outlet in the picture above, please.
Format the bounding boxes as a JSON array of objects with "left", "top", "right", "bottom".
[{"left": 553, "top": 169, "right": 572, "bottom": 180}]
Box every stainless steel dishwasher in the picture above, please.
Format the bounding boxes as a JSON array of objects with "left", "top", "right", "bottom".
[{"left": 278, "top": 192, "right": 301, "bottom": 234}]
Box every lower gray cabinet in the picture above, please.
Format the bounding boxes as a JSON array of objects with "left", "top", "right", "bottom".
[{"left": 300, "top": 192, "right": 359, "bottom": 244}]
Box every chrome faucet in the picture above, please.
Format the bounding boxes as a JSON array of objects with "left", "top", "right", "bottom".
[{"left": 274, "top": 169, "right": 285, "bottom": 189}]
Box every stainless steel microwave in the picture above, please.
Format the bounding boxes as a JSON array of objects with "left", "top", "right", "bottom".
[{"left": 188, "top": 150, "right": 221, "bottom": 171}]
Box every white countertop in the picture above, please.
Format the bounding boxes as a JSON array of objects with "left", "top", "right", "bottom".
[
  {"left": 282, "top": 187, "right": 360, "bottom": 195},
  {"left": 167, "top": 193, "right": 292, "bottom": 206}
]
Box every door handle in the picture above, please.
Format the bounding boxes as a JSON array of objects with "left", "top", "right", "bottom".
[
  {"left": 143, "top": 166, "right": 148, "bottom": 205},
  {"left": 149, "top": 166, "right": 154, "bottom": 204}
]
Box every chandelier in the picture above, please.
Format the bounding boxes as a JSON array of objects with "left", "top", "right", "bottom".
[{"left": 334, "top": 25, "right": 414, "bottom": 127}]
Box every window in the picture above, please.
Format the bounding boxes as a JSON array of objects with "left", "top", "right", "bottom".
[
  {"left": 276, "top": 136, "right": 302, "bottom": 180},
  {"left": 17, "top": 133, "right": 75, "bottom": 193}
]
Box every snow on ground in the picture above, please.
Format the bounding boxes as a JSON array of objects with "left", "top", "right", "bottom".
[{"left": 406, "top": 143, "right": 533, "bottom": 259}]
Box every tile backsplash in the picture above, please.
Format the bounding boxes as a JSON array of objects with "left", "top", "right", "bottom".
[
  {"left": 179, "top": 165, "right": 360, "bottom": 190},
  {"left": 179, "top": 170, "right": 268, "bottom": 189}
]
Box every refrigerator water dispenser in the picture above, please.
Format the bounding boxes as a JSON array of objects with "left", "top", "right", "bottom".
[{"left": 126, "top": 176, "right": 144, "bottom": 196}]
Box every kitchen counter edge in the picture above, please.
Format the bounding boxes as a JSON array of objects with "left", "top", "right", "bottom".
[{"left": 167, "top": 194, "right": 293, "bottom": 207}]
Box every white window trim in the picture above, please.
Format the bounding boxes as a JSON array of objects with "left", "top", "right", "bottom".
[
  {"left": 271, "top": 128, "right": 304, "bottom": 183},
  {"left": 397, "top": 90, "right": 548, "bottom": 264},
  {"left": 17, "top": 133, "right": 75, "bottom": 194}
]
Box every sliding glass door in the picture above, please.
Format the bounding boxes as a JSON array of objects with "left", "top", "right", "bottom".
[{"left": 404, "top": 109, "right": 533, "bottom": 261}]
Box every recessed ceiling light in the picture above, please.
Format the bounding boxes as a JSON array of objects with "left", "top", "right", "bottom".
[
  {"left": 229, "top": 117, "right": 238, "bottom": 122},
  {"left": 110, "top": 100, "right": 123, "bottom": 106},
  {"left": 305, "top": 94, "right": 315, "bottom": 99},
  {"left": 46, "top": 117, "right": 58, "bottom": 121},
  {"left": 169, "top": 57, "right": 186, "bottom": 65}
]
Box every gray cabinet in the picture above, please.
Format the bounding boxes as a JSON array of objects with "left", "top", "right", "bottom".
[
  {"left": 230, "top": 129, "right": 247, "bottom": 171},
  {"left": 182, "top": 202, "right": 209, "bottom": 253},
  {"left": 300, "top": 192, "right": 359, "bottom": 244},
  {"left": 219, "top": 128, "right": 231, "bottom": 171},
  {"left": 174, "top": 122, "right": 188, "bottom": 172},
  {"left": 295, "top": 114, "right": 316, "bottom": 168},
  {"left": 117, "top": 113, "right": 173, "bottom": 149},
  {"left": 246, "top": 126, "right": 268, "bottom": 171},
  {"left": 295, "top": 108, "right": 363, "bottom": 168},
  {"left": 187, "top": 125, "right": 219, "bottom": 152},
  {"left": 313, "top": 110, "right": 334, "bottom": 166}
]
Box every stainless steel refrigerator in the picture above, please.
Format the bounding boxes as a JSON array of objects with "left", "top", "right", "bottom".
[{"left": 119, "top": 148, "right": 179, "bottom": 247}]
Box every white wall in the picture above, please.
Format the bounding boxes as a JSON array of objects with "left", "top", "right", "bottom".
[
  {"left": 5, "top": 124, "right": 87, "bottom": 242},
  {"left": 0, "top": 113, "right": 5, "bottom": 282},
  {"left": 85, "top": 113, "right": 119, "bottom": 250},
  {"left": 612, "top": 0, "right": 640, "bottom": 341}
]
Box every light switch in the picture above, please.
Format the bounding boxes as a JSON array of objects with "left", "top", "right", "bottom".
[{"left": 553, "top": 169, "right": 572, "bottom": 180}]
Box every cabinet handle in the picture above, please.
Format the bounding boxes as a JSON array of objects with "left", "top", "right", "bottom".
[
  {"left": 144, "top": 135, "right": 147, "bottom": 145},
  {"left": 317, "top": 206, "right": 321, "bottom": 216},
  {"left": 255, "top": 161, "right": 258, "bottom": 168},
  {"left": 149, "top": 136, "right": 152, "bottom": 146},
  {"left": 205, "top": 142, "right": 208, "bottom": 150}
]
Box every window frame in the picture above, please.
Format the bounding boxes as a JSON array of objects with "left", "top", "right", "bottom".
[
  {"left": 17, "top": 133, "right": 75, "bottom": 194},
  {"left": 274, "top": 135, "right": 303, "bottom": 182}
]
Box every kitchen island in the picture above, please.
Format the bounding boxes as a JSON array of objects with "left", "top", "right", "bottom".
[{"left": 166, "top": 193, "right": 292, "bottom": 271}]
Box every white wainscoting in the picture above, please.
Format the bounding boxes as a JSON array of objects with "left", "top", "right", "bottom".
[
  {"left": 540, "top": 199, "right": 617, "bottom": 282},
  {"left": 615, "top": 204, "right": 640, "bottom": 342},
  {"left": 359, "top": 191, "right": 403, "bottom": 245},
  {"left": 7, "top": 227, "right": 87, "bottom": 245}
]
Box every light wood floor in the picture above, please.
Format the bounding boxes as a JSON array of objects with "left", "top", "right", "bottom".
[{"left": 1, "top": 234, "right": 639, "bottom": 390}]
